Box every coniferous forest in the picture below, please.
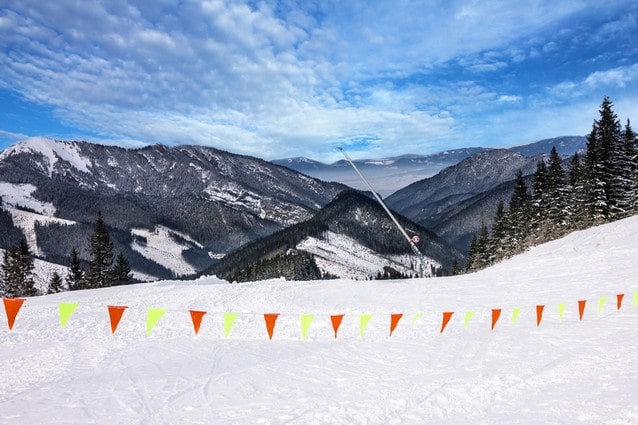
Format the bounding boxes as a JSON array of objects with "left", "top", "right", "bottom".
[{"left": 465, "top": 97, "right": 637, "bottom": 272}]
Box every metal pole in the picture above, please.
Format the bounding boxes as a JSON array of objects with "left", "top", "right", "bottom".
[{"left": 337, "top": 147, "right": 427, "bottom": 277}]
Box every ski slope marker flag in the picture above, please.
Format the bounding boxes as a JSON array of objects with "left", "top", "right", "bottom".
[
  {"left": 359, "top": 314, "right": 373, "bottom": 338},
  {"left": 512, "top": 308, "right": 521, "bottom": 325},
  {"left": 536, "top": 305, "right": 545, "bottom": 327},
  {"left": 59, "top": 303, "right": 79, "bottom": 329},
  {"left": 464, "top": 311, "right": 475, "bottom": 329},
  {"left": 441, "top": 312, "right": 454, "bottom": 333},
  {"left": 558, "top": 303, "right": 566, "bottom": 321},
  {"left": 616, "top": 294, "right": 624, "bottom": 310},
  {"left": 330, "top": 314, "right": 345, "bottom": 339},
  {"left": 389, "top": 313, "right": 403, "bottom": 336},
  {"left": 264, "top": 314, "right": 279, "bottom": 340},
  {"left": 634, "top": 292, "right": 638, "bottom": 308},
  {"left": 300, "top": 314, "right": 314, "bottom": 341},
  {"left": 598, "top": 297, "right": 607, "bottom": 316},
  {"left": 3, "top": 298, "right": 25, "bottom": 331},
  {"left": 107, "top": 305, "right": 128, "bottom": 334},
  {"left": 410, "top": 313, "right": 422, "bottom": 325},
  {"left": 491, "top": 309, "right": 501, "bottom": 331},
  {"left": 224, "top": 312, "right": 239, "bottom": 338},
  {"left": 578, "top": 300, "right": 587, "bottom": 320},
  {"left": 189, "top": 310, "right": 206, "bottom": 335},
  {"left": 146, "top": 308, "right": 167, "bottom": 336}
]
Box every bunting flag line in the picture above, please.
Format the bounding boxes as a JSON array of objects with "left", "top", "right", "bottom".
[
  {"left": 389, "top": 313, "right": 403, "bottom": 336},
  {"left": 598, "top": 297, "right": 607, "bottom": 316},
  {"left": 300, "top": 314, "right": 314, "bottom": 341},
  {"left": 578, "top": 300, "right": 587, "bottom": 321},
  {"left": 491, "top": 309, "right": 501, "bottom": 331},
  {"left": 512, "top": 308, "right": 521, "bottom": 325},
  {"left": 616, "top": 294, "right": 624, "bottom": 310},
  {"left": 146, "top": 308, "right": 167, "bottom": 336},
  {"left": 536, "top": 305, "right": 545, "bottom": 327},
  {"left": 224, "top": 312, "right": 239, "bottom": 338},
  {"left": 330, "top": 314, "right": 344, "bottom": 339},
  {"left": 3, "top": 298, "right": 25, "bottom": 331},
  {"left": 189, "top": 310, "right": 206, "bottom": 335},
  {"left": 264, "top": 313, "right": 279, "bottom": 340},
  {"left": 558, "top": 303, "right": 566, "bottom": 321},
  {"left": 464, "top": 311, "right": 475, "bottom": 329},
  {"left": 107, "top": 305, "right": 128, "bottom": 334},
  {"left": 359, "top": 314, "right": 373, "bottom": 338},
  {"left": 440, "top": 311, "right": 454, "bottom": 333},
  {"left": 59, "top": 303, "right": 79, "bottom": 329}
]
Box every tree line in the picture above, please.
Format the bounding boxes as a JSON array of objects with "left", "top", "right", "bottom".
[
  {"left": 465, "top": 97, "right": 637, "bottom": 272},
  {"left": 0, "top": 212, "right": 132, "bottom": 297}
]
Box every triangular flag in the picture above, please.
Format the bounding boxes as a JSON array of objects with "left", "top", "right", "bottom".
[
  {"left": 536, "top": 305, "right": 545, "bottom": 327},
  {"left": 264, "top": 313, "right": 279, "bottom": 340},
  {"left": 512, "top": 308, "right": 521, "bottom": 325},
  {"left": 464, "top": 311, "right": 475, "bottom": 328},
  {"left": 359, "top": 314, "right": 373, "bottom": 338},
  {"left": 557, "top": 303, "right": 566, "bottom": 321},
  {"left": 410, "top": 313, "right": 422, "bottom": 325},
  {"left": 224, "top": 312, "right": 239, "bottom": 338},
  {"left": 3, "top": 298, "right": 25, "bottom": 331},
  {"left": 146, "top": 308, "right": 167, "bottom": 336},
  {"left": 300, "top": 314, "right": 314, "bottom": 341},
  {"left": 440, "top": 311, "right": 454, "bottom": 333},
  {"left": 634, "top": 292, "right": 638, "bottom": 308},
  {"left": 491, "top": 309, "right": 501, "bottom": 330},
  {"left": 389, "top": 313, "right": 403, "bottom": 336},
  {"left": 578, "top": 300, "right": 586, "bottom": 320},
  {"left": 107, "top": 305, "right": 128, "bottom": 334},
  {"left": 330, "top": 314, "right": 344, "bottom": 339},
  {"left": 597, "top": 297, "right": 607, "bottom": 316},
  {"left": 189, "top": 310, "right": 206, "bottom": 335},
  {"left": 59, "top": 303, "right": 79, "bottom": 329},
  {"left": 616, "top": 294, "right": 624, "bottom": 310}
]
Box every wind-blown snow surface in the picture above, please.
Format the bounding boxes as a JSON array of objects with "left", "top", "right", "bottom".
[{"left": 2, "top": 217, "right": 638, "bottom": 424}]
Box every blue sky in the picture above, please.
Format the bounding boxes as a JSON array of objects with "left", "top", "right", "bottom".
[{"left": 1, "top": 0, "right": 637, "bottom": 162}]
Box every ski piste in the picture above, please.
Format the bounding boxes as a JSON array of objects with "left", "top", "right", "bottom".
[{"left": 337, "top": 147, "right": 429, "bottom": 278}]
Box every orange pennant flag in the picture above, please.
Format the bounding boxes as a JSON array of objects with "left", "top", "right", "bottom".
[
  {"left": 578, "top": 300, "right": 586, "bottom": 321},
  {"left": 389, "top": 313, "right": 403, "bottom": 336},
  {"left": 536, "top": 305, "right": 545, "bottom": 327},
  {"left": 491, "top": 309, "right": 502, "bottom": 331},
  {"left": 440, "top": 311, "right": 454, "bottom": 333},
  {"left": 189, "top": 310, "right": 206, "bottom": 335},
  {"left": 330, "top": 314, "right": 345, "bottom": 339},
  {"left": 616, "top": 294, "right": 624, "bottom": 310},
  {"left": 264, "top": 313, "right": 279, "bottom": 340},
  {"left": 3, "top": 298, "right": 25, "bottom": 331},
  {"left": 107, "top": 305, "right": 128, "bottom": 334}
]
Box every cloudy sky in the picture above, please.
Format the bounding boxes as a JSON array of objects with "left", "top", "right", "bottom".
[{"left": 1, "top": 0, "right": 637, "bottom": 162}]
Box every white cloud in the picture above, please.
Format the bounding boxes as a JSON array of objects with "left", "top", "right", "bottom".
[{"left": 584, "top": 64, "right": 638, "bottom": 88}]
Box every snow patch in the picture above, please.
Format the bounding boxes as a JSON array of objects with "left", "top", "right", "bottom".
[
  {"left": 0, "top": 182, "right": 56, "bottom": 215},
  {"left": 130, "top": 226, "right": 199, "bottom": 277},
  {"left": 7, "top": 209, "right": 76, "bottom": 257},
  {"left": 0, "top": 138, "right": 91, "bottom": 176}
]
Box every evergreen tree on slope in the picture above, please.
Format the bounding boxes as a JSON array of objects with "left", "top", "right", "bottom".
[{"left": 86, "top": 212, "right": 114, "bottom": 288}]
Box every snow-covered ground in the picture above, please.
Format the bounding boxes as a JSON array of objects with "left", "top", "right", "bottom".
[
  {"left": 2, "top": 217, "right": 638, "bottom": 424},
  {"left": 130, "top": 225, "right": 200, "bottom": 277}
]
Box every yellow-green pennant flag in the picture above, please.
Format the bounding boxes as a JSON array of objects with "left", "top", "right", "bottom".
[
  {"left": 512, "top": 308, "right": 521, "bottom": 325},
  {"left": 300, "top": 314, "right": 314, "bottom": 341},
  {"left": 59, "top": 303, "right": 79, "bottom": 329},
  {"left": 464, "top": 311, "right": 475, "bottom": 328},
  {"left": 558, "top": 303, "right": 566, "bottom": 321},
  {"left": 146, "top": 308, "right": 167, "bottom": 336},
  {"left": 359, "top": 314, "right": 373, "bottom": 338},
  {"left": 597, "top": 297, "right": 608, "bottom": 316},
  {"left": 224, "top": 312, "right": 239, "bottom": 338},
  {"left": 410, "top": 313, "right": 422, "bottom": 325},
  {"left": 633, "top": 292, "right": 638, "bottom": 308}
]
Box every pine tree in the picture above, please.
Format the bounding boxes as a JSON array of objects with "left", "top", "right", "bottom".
[
  {"left": 546, "top": 147, "right": 569, "bottom": 231},
  {"left": 86, "top": 212, "right": 115, "bottom": 288},
  {"left": 507, "top": 170, "right": 532, "bottom": 252},
  {"left": 568, "top": 153, "right": 588, "bottom": 229},
  {"left": 66, "top": 247, "right": 85, "bottom": 290},
  {"left": 111, "top": 252, "right": 133, "bottom": 286},
  {"left": 531, "top": 160, "right": 549, "bottom": 237},
  {"left": 47, "top": 272, "right": 64, "bottom": 294},
  {"left": 1, "top": 239, "right": 38, "bottom": 297},
  {"left": 465, "top": 234, "right": 478, "bottom": 272},
  {"left": 489, "top": 199, "right": 510, "bottom": 261}
]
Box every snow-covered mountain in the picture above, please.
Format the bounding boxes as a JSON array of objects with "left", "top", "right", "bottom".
[
  {"left": 0, "top": 138, "right": 347, "bottom": 279},
  {"left": 2, "top": 213, "right": 636, "bottom": 424},
  {"left": 207, "top": 191, "right": 464, "bottom": 281}
]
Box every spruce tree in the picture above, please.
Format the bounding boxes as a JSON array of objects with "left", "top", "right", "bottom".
[
  {"left": 111, "top": 252, "right": 133, "bottom": 286},
  {"left": 568, "top": 153, "right": 588, "bottom": 229},
  {"left": 86, "top": 212, "right": 115, "bottom": 288},
  {"left": 546, "top": 147, "right": 569, "bottom": 231},
  {"left": 47, "top": 272, "right": 64, "bottom": 294},
  {"left": 489, "top": 199, "right": 510, "bottom": 261},
  {"left": 531, "top": 160, "right": 549, "bottom": 236},
  {"left": 1, "top": 239, "right": 38, "bottom": 297},
  {"left": 507, "top": 170, "right": 532, "bottom": 251},
  {"left": 66, "top": 247, "right": 85, "bottom": 290}
]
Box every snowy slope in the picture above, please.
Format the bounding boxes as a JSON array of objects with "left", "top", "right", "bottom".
[
  {"left": 130, "top": 225, "right": 200, "bottom": 277},
  {"left": 0, "top": 248, "right": 68, "bottom": 292},
  {"left": 1, "top": 217, "right": 638, "bottom": 424}
]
